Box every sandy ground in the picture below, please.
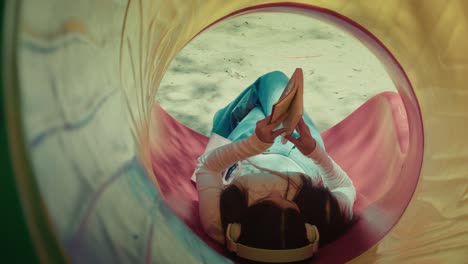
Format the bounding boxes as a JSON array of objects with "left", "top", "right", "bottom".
[{"left": 156, "top": 12, "right": 396, "bottom": 136}]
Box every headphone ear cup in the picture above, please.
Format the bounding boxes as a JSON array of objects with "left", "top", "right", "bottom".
[
  {"left": 227, "top": 223, "right": 242, "bottom": 242},
  {"left": 305, "top": 223, "right": 319, "bottom": 243}
]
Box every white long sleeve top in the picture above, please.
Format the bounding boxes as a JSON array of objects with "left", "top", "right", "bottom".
[{"left": 196, "top": 133, "right": 356, "bottom": 244}]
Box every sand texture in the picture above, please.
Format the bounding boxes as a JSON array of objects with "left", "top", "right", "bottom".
[{"left": 157, "top": 12, "right": 396, "bottom": 135}]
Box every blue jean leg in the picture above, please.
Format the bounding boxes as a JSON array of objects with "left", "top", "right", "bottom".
[
  {"left": 211, "top": 77, "right": 260, "bottom": 138},
  {"left": 227, "top": 107, "right": 266, "bottom": 142},
  {"left": 210, "top": 71, "right": 325, "bottom": 149},
  {"left": 211, "top": 71, "right": 287, "bottom": 138},
  {"left": 256, "top": 71, "right": 289, "bottom": 116}
]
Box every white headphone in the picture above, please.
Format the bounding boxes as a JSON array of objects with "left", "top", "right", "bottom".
[{"left": 226, "top": 223, "right": 319, "bottom": 263}]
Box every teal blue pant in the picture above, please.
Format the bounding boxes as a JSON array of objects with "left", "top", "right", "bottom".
[{"left": 211, "top": 71, "right": 325, "bottom": 150}]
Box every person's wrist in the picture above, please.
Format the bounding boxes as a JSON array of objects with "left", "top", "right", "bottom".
[
  {"left": 251, "top": 132, "right": 273, "bottom": 148},
  {"left": 301, "top": 139, "right": 316, "bottom": 155}
]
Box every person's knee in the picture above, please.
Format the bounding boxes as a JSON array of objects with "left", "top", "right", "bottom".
[
  {"left": 259, "top": 71, "right": 288, "bottom": 91},
  {"left": 263, "top": 71, "right": 288, "bottom": 82}
]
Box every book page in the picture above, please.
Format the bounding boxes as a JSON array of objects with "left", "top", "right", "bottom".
[{"left": 270, "top": 68, "right": 304, "bottom": 134}]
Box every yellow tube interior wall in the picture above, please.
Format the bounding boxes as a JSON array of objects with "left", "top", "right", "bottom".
[{"left": 12, "top": 0, "right": 468, "bottom": 262}]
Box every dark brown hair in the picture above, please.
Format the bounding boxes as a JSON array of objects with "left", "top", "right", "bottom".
[{"left": 220, "top": 175, "right": 351, "bottom": 263}]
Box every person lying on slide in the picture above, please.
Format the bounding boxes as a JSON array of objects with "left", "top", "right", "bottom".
[{"left": 196, "top": 71, "right": 356, "bottom": 263}]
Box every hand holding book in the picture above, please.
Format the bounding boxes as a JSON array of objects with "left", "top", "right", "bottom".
[
  {"left": 285, "top": 118, "right": 317, "bottom": 155},
  {"left": 255, "top": 112, "right": 288, "bottom": 143}
]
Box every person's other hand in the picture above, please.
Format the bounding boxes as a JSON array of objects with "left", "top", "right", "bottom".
[
  {"left": 255, "top": 112, "right": 288, "bottom": 143},
  {"left": 285, "top": 118, "right": 317, "bottom": 155}
]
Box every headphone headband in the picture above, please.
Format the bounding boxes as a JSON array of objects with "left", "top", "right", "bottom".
[{"left": 226, "top": 223, "right": 319, "bottom": 263}]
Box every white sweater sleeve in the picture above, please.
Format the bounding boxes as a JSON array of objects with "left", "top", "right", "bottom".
[
  {"left": 307, "top": 145, "right": 356, "bottom": 221},
  {"left": 196, "top": 133, "right": 271, "bottom": 244}
]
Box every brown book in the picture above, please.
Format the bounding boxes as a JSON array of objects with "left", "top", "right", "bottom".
[{"left": 270, "top": 68, "right": 304, "bottom": 135}]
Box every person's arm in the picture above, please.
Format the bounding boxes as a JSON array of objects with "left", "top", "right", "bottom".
[
  {"left": 197, "top": 113, "right": 288, "bottom": 244},
  {"left": 285, "top": 118, "right": 356, "bottom": 221},
  {"left": 307, "top": 145, "right": 356, "bottom": 221}
]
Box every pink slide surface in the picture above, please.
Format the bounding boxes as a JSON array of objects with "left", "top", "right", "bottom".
[{"left": 150, "top": 91, "right": 420, "bottom": 263}]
